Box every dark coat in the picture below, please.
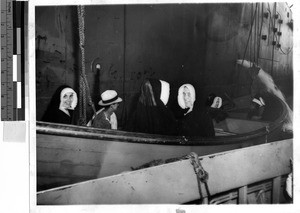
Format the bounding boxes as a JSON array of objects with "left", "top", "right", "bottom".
[
  {"left": 125, "top": 79, "right": 178, "bottom": 135},
  {"left": 208, "top": 107, "right": 228, "bottom": 123},
  {"left": 179, "top": 104, "right": 215, "bottom": 137},
  {"left": 260, "top": 93, "right": 283, "bottom": 121},
  {"left": 205, "top": 93, "right": 228, "bottom": 123},
  {"left": 247, "top": 93, "right": 282, "bottom": 121}
]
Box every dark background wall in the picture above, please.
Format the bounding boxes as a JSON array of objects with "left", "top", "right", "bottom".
[{"left": 35, "top": 3, "right": 293, "bottom": 125}]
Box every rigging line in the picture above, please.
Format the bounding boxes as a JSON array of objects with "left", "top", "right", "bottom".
[
  {"left": 271, "top": 2, "right": 277, "bottom": 76},
  {"left": 249, "top": 4, "right": 252, "bottom": 64},
  {"left": 280, "top": 46, "right": 293, "bottom": 55},
  {"left": 123, "top": 5, "right": 126, "bottom": 100},
  {"left": 251, "top": 4, "right": 257, "bottom": 64},
  {"left": 254, "top": 3, "right": 259, "bottom": 64},
  {"left": 77, "top": 5, "right": 96, "bottom": 125},
  {"left": 256, "top": 3, "right": 260, "bottom": 64},
  {"left": 267, "top": 9, "right": 271, "bottom": 46},
  {"left": 277, "top": 12, "right": 282, "bottom": 46},
  {"left": 77, "top": 6, "right": 85, "bottom": 124},
  {"left": 79, "top": 6, "right": 87, "bottom": 124},
  {"left": 266, "top": 5, "right": 279, "bottom": 43},
  {"left": 267, "top": 3, "right": 276, "bottom": 75},
  {"left": 278, "top": 9, "right": 293, "bottom": 55},
  {"left": 257, "top": 3, "right": 264, "bottom": 63},
  {"left": 276, "top": 11, "right": 282, "bottom": 19},
  {"left": 121, "top": 5, "right": 127, "bottom": 125},
  {"left": 252, "top": 3, "right": 258, "bottom": 63},
  {"left": 253, "top": 4, "right": 256, "bottom": 64},
  {"left": 235, "top": 3, "right": 258, "bottom": 97},
  {"left": 241, "top": 3, "right": 258, "bottom": 65},
  {"left": 250, "top": 4, "right": 253, "bottom": 64},
  {"left": 256, "top": 3, "right": 261, "bottom": 64}
]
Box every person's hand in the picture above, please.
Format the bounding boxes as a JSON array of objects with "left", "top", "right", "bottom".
[{"left": 236, "top": 59, "right": 256, "bottom": 68}]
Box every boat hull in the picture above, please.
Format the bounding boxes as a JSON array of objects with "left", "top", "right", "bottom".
[
  {"left": 36, "top": 95, "right": 291, "bottom": 191},
  {"left": 37, "top": 133, "right": 256, "bottom": 190},
  {"left": 37, "top": 139, "right": 293, "bottom": 204}
]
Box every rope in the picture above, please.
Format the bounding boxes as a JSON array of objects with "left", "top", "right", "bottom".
[
  {"left": 265, "top": 125, "right": 269, "bottom": 143},
  {"left": 235, "top": 3, "right": 258, "bottom": 97},
  {"left": 130, "top": 152, "right": 210, "bottom": 203},
  {"left": 256, "top": 189, "right": 266, "bottom": 203},
  {"left": 267, "top": 3, "right": 277, "bottom": 76},
  {"left": 77, "top": 5, "right": 96, "bottom": 125},
  {"left": 78, "top": 76, "right": 85, "bottom": 125},
  {"left": 241, "top": 3, "right": 258, "bottom": 68},
  {"left": 188, "top": 152, "right": 210, "bottom": 203},
  {"left": 257, "top": 3, "right": 264, "bottom": 62}
]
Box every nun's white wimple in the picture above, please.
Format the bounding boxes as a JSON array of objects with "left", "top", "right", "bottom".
[
  {"left": 60, "top": 87, "right": 78, "bottom": 110},
  {"left": 177, "top": 84, "right": 196, "bottom": 109},
  {"left": 211, "top": 97, "right": 222, "bottom": 109},
  {"left": 259, "top": 97, "right": 265, "bottom": 106},
  {"left": 252, "top": 97, "right": 265, "bottom": 107},
  {"left": 160, "top": 80, "right": 170, "bottom": 105}
]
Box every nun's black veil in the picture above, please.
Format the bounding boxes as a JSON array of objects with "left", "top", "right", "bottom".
[
  {"left": 125, "top": 78, "right": 177, "bottom": 135},
  {"left": 41, "top": 85, "right": 75, "bottom": 124}
]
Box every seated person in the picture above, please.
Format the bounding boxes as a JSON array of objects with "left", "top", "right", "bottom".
[
  {"left": 41, "top": 85, "right": 78, "bottom": 124},
  {"left": 247, "top": 95, "right": 265, "bottom": 120},
  {"left": 237, "top": 59, "right": 292, "bottom": 131},
  {"left": 177, "top": 84, "right": 215, "bottom": 137},
  {"left": 205, "top": 93, "right": 228, "bottom": 123},
  {"left": 125, "top": 78, "right": 177, "bottom": 135},
  {"left": 236, "top": 59, "right": 287, "bottom": 101},
  {"left": 247, "top": 92, "right": 282, "bottom": 122},
  {"left": 88, "top": 90, "right": 122, "bottom": 129}
]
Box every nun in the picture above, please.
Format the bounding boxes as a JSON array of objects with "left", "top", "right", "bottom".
[
  {"left": 41, "top": 85, "right": 78, "bottom": 124},
  {"left": 125, "top": 78, "right": 177, "bottom": 135},
  {"left": 247, "top": 95, "right": 265, "bottom": 120},
  {"left": 205, "top": 93, "right": 228, "bottom": 123},
  {"left": 177, "top": 84, "right": 215, "bottom": 137},
  {"left": 247, "top": 92, "right": 282, "bottom": 122}
]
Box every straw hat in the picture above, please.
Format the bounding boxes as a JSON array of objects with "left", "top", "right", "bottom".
[{"left": 98, "top": 90, "right": 122, "bottom": 106}]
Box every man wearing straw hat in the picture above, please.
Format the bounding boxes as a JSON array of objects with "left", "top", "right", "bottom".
[{"left": 90, "top": 90, "right": 122, "bottom": 129}]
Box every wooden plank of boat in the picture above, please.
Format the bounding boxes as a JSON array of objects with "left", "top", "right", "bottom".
[
  {"left": 36, "top": 132, "right": 244, "bottom": 190},
  {"left": 37, "top": 139, "right": 292, "bottom": 204},
  {"left": 36, "top": 94, "right": 290, "bottom": 190}
]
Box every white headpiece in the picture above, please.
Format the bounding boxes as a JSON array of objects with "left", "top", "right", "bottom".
[
  {"left": 252, "top": 97, "right": 265, "bottom": 107},
  {"left": 211, "top": 97, "right": 222, "bottom": 109},
  {"left": 177, "top": 84, "right": 196, "bottom": 109},
  {"left": 60, "top": 87, "right": 78, "bottom": 110},
  {"left": 159, "top": 80, "right": 170, "bottom": 105}
]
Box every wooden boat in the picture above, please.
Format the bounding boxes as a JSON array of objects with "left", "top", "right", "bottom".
[
  {"left": 36, "top": 95, "right": 291, "bottom": 191},
  {"left": 37, "top": 139, "right": 293, "bottom": 204}
]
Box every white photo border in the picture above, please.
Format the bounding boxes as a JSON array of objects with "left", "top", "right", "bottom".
[{"left": 29, "top": 0, "right": 300, "bottom": 213}]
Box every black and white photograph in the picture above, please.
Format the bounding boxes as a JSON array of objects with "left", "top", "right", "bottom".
[{"left": 1, "top": 0, "right": 300, "bottom": 212}]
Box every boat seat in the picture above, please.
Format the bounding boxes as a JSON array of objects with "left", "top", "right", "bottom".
[
  {"left": 214, "top": 118, "right": 268, "bottom": 134},
  {"left": 214, "top": 128, "right": 236, "bottom": 136}
]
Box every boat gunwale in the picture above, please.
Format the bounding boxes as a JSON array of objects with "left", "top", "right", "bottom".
[{"left": 36, "top": 94, "right": 288, "bottom": 146}]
